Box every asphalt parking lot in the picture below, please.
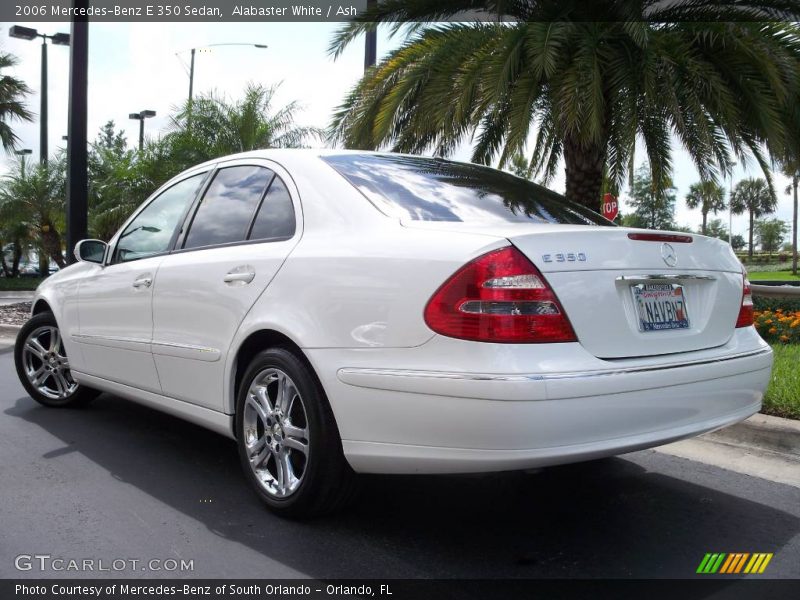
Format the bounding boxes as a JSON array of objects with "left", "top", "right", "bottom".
[{"left": 1, "top": 348, "right": 798, "bottom": 580}]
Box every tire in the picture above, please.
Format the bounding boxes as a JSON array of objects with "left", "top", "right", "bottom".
[
  {"left": 14, "top": 312, "right": 98, "bottom": 408},
  {"left": 235, "top": 347, "right": 358, "bottom": 517}
]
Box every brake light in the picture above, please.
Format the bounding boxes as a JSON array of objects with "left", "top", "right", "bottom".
[
  {"left": 424, "top": 246, "right": 577, "bottom": 343},
  {"left": 627, "top": 233, "right": 693, "bottom": 243},
  {"left": 736, "top": 276, "right": 754, "bottom": 328}
]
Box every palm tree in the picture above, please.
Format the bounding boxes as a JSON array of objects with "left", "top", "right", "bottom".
[
  {"left": 730, "top": 178, "right": 777, "bottom": 258},
  {"left": 166, "top": 83, "right": 320, "bottom": 170},
  {"left": 685, "top": 181, "right": 726, "bottom": 235},
  {"left": 0, "top": 51, "right": 33, "bottom": 151},
  {"left": 0, "top": 158, "right": 68, "bottom": 268},
  {"left": 328, "top": 1, "right": 800, "bottom": 210}
]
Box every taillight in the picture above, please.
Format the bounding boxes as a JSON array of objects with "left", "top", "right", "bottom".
[
  {"left": 736, "top": 276, "right": 754, "bottom": 328},
  {"left": 424, "top": 246, "right": 577, "bottom": 343}
]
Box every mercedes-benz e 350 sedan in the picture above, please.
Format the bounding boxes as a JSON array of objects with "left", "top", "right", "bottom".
[{"left": 15, "top": 150, "right": 772, "bottom": 516}]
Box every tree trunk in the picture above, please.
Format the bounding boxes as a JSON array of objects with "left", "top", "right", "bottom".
[
  {"left": 11, "top": 240, "right": 22, "bottom": 277},
  {"left": 563, "top": 135, "right": 606, "bottom": 212},
  {"left": 42, "top": 224, "right": 66, "bottom": 269},
  {"left": 748, "top": 211, "right": 755, "bottom": 259},
  {"left": 701, "top": 210, "right": 707, "bottom": 235},
  {"left": 793, "top": 176, "right": 798, "bottom": 276}
]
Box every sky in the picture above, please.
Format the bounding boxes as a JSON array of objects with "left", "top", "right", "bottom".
[{"left": 0, "top": 20, "right": 796, "bottom": 241}]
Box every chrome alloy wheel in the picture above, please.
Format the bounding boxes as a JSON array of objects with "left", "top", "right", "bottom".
[
  {"left": 21, "top": 325, "right": 78, "bottom": 400},
  {"left": 243, "top": 368, "right": 310, "bottom": 498}
]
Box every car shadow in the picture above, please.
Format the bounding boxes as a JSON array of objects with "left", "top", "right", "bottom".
[{"left": 4, "top": 392, "right": 799, "bottom": 579}]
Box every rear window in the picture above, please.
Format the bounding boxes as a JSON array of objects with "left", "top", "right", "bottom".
[{"left": 321, "top": 154, "right": 613, "bottom": 226}]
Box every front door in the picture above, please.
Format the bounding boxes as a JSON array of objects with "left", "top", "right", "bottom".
[{"left": 75, "top": 172, "right": 208, "bottom": 392}]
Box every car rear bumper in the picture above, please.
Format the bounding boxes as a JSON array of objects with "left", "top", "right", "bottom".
[{"left": 306, "top": 329, "right": 772, "bottom": 474}]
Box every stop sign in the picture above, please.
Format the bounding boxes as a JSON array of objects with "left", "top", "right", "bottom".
[{"left": 601, "top": 193, "right": 618, "bottom": 221}]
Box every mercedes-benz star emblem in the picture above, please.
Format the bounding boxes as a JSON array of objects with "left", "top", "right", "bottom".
[{"left": 661, "top": 242, "right": 678, "bottom": 267}]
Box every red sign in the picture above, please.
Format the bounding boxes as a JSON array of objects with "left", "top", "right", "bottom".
[{"left": 601, "top": 193, "right": 618, "bottom": 221}]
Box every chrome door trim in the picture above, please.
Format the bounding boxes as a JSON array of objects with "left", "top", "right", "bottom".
[
  {"left": 71, "top": 333, "right": 151, "bottom": 353},
  {"left": 150, "top": 340, "right": 221, "bottom": 362}
]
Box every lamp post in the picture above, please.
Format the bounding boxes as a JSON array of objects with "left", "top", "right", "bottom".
[
  {"left": 128, "top": 110, "right": 156, "bottom": 150},
  {"left": 14, "top": 149, "right": 32, "bottom": 176},
  {"left": 9, "top": 26, "right": 70, "bottom": 165},
  {"left": 728, "top": 162, "right": 737, "bottom": 247},
  {"left": 177, "top": 43, "right": 267, "bottom": 105},
  {"left": 364, "top": 0, "right": 377, "bottom": 70},
  {"left": 66, "top": 2, "right": 89, "bottom": 265}
]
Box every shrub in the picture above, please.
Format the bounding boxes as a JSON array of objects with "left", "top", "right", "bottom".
[
  {"left": 753, "top": 309, "right": 800, "bottom": 344},
  {"left": 753, "top": 295, "right": 800, "bottom": 313}
]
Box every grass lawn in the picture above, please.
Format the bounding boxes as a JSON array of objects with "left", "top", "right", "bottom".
[
  {"left": 0, "top": 277, "right": 44, "bottom": 291},
  {"left": 763, "top": 344, "right": 800, "bottom": 420},
  {"left": 748, "top": 271, "right": 800, "bottom": 281}
]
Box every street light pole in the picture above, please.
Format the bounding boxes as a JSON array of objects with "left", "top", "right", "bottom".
[
  {"left": 364, "top": 0, "right": 377, "bottom": 70},
  {"left": 66, "top": 4, "right": 89, "bottom": 265},
  {"left": 729, "top": 162, "right": 737, "bottom": 247},
  {"left": 128, "top": 110, "right": 156, "bottom": 150},
  {"left": 40, "top": 38, "right": 47, "bottom": 163},
  {"left": 9, "top": 26, "right": 70, "bottom": 165},
  {"left": 14, "top": 149, "right": 32, "bottom": 177},
  {"left": 178, "top": 43, "right": 267, "bottom": 105}
]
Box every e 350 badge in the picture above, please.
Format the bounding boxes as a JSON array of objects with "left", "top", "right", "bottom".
[{"left": 542, "top": 252, "right": 587, "bottom": 263}]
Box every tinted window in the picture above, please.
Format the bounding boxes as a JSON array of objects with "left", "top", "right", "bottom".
[
  {"left": 113, "top": 173, "right": 206, "bottom": 264},
  {"left": 249, "top": 176, "right": 296, "bottom": 240},
  {"left": 183, "top": 166, "right": 273, "bottom": 249},
  {"left": 322, "top": 154, "right": 613, "bottom": 226}
]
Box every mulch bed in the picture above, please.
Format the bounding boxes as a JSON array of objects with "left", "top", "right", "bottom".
[{"left": 0, "top": 302, "right": 31, "bottom": 328}]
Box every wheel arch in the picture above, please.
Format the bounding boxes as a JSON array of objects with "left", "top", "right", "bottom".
[
  {"left": 32, "top": 299, "right": 53, "bottom": 315},
  {"left": 228, "top": 328, "right": 320, "bottom": 417}
]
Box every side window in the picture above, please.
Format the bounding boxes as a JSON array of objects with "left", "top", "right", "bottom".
[
  {"left": 183, "top": 166, "right": 273, "bottom": 250},
  {"left": 113, "top": 173, "right": 206, "bottom": 264},
  {"left": 249, "top": 175, "right": 296, "bottom": 241}
]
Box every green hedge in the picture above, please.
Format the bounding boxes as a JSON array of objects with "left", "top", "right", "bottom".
[{"left": 753, "top": 295, "right": 800, "bottom": 313}]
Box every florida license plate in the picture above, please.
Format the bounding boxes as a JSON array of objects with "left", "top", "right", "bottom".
[{"left": 631, "top": 283, "right": 690, "bottom": 332}]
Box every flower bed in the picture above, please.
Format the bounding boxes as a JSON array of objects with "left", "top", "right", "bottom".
[{"left": 754, "top": 309, "right": 800, "bottom": 344}]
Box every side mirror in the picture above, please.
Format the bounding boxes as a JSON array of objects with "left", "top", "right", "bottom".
[{"left": 74, "top": 239, "right": 107, "bottom": 264}]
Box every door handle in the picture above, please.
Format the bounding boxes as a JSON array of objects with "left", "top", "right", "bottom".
[
  {"left": 224, "top": 267, "right": 255, "bottom": 285},
  {"left": 132, "top": 276, "right": 152, "bottom": 289}
]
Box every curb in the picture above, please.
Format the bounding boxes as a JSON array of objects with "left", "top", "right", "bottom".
[
  {"left": 0, "top": 324, "right": 21, "bottom": 338},
  {"left": 0, "top": 291, "right": 35, "bottom": 299},
  {"left": 704, "top": 413, "right": 800, "bottom": 458}
]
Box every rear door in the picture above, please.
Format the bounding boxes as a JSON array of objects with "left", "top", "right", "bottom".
[{"left": 151, "top": 159, "right": 301, "bottom": 411}]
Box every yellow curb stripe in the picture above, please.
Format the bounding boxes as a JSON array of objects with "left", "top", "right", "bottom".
[
  {"left": 758, "top": 554, "right": 773, "bottom": 574},
  {"left": 744, "top": 554, "right": 759, "bottom": 573}
]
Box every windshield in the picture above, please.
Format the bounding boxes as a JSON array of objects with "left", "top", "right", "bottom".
[{"left": 322, "top": 154, "right": 614, "bottom": 226}]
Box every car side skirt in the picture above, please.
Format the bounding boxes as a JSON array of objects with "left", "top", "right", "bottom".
[{"left": 71, "top": 370, "right": 235, "bottom": 439}]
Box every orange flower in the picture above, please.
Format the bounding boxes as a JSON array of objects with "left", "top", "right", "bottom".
[
  {"left": 780, "top": 335, "right": 790, "bottom": 342},
  {"left": 769, "top": 327, "right": 778, "bottom": 334}
]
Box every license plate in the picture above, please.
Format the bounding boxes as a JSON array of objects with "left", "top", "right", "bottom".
[{"left": 631, "top": 283, "right": 690, "bottom": 332}]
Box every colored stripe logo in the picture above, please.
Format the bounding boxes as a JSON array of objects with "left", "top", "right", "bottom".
[{"left": 696, "top": 553, "right": 773, "bottom": 574}]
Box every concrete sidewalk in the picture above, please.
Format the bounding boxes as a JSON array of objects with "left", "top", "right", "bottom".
[{"left": 0, "top": 290, "right": 34, "bottom": 307}]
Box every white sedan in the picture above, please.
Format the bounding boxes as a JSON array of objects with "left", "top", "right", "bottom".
[{"left": 14, "top": 150, "right": 772, "bottom": 517}]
